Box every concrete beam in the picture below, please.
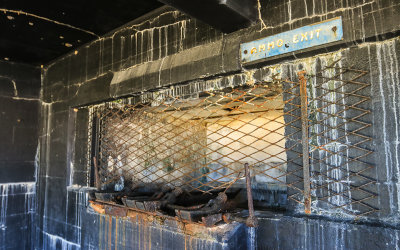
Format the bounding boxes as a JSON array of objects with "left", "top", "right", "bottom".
[{"left": 158, "top": 0, "right": 257, "bottom": 33}]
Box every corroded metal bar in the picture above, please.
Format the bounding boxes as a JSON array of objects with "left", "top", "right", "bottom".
[
  {"left": 244, "top": 163, "right": 257, "bottom": 227},
  {"left": 93, "top": 156, "right": 101, "bottom": 190},
  {"left": 298, "top": 71, "right": 311, "bottom": 215}
]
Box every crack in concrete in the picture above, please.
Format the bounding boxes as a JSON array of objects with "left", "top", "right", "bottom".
[{"left": 0, "top": 8, "right": 99, "bottom": 38}]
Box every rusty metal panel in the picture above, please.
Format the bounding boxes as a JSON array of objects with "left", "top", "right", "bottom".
[
  {"left": 104, "top": 205, "right": 128, "bottom": 217},
  {"left": 240, "top": 17, "right": 343, "bottom": 64}
]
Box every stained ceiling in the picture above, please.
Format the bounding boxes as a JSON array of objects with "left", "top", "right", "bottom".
[{"left": 0, "top": 0, "right": 163, "bottom": 65}]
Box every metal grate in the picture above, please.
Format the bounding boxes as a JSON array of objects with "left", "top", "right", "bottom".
[
  {"left": 307, "top": 62, "right": 377, "bottom": 216},
  {"left": 87, "top": 61, "right": 378, "bottom": 217}
]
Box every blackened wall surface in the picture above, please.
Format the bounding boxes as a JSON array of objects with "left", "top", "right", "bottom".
[
  {"left": 0, "top": 60, "right": 40, "bottom": 249},
  {"left": 38, "top": 0, "right": 400, "bottom": 249},
  {"left": 0, "top": 60, "right": 40, "bottom": 183}
]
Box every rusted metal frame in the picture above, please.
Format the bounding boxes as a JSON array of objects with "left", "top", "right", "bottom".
[
  {"left": 92, "top": 110, "right": 103, "bottom": 187},
  {"left": 244, "top": 163, "right": 257, "bottom": 227},
  {"left": 298, "top": 71, "right": 312, "bottom": 214}
]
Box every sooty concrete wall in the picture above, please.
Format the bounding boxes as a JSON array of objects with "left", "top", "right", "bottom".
[
  {"left": 37, "top": 0, "right": 400, "bottom": 249},
  {"left": 0, "top": 60, "right": 40, "bottom": 249}
]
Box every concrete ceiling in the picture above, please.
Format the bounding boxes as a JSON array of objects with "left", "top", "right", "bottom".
[
  {"left": 0, "top": 0, "right": 163, "bottom": 65},
  {"left": 0, "top": 0, "right": 257, "bottom": 66}
]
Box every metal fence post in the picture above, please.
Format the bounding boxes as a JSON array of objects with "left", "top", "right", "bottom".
[{"left": 298, "top": 71, "right": 311, "bottom": 214}]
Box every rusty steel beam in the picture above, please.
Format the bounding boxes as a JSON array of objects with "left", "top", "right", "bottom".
[{"left": 298, "top": 71, "right": 311, "bottom": 215}]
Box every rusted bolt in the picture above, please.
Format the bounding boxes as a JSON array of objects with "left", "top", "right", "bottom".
[
  {"left": 332, "top": 26, "right": 337, "bottom": 32},
  {"left": 244, "top": 50, "right": 248, "bottom": 54},
  {"left": 285, "top": 44, "right": 289, "bottom": 48}
]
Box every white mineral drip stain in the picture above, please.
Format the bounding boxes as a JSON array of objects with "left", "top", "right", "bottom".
[
  {"left": 129, "top": 20, "right": 187, "bottom": 65},
  {"left": 384, "top": 41, "right": 400, "bottom": 211},
  {"left": 12, "top": 80, "right": 18, "bottom": 97},
  {"left": 287, "top": 0, "right": 292, "bottom": 23},
  {"left": 179, "top": 20, "right": 186, "bottom": 52},
  {"left": 43, "top": 231, "right": 80, "bottom": 250},
  {"left": 43, "top": 103, "right": 52, "bottom": 233},
  {"left": 247, "top": 227, "right": 257, "bottom": 250},
  {"left": 312, "top": 0, "right": 316, "bottom": 15},
  {"left": 0, "top": 185, "right": 9, "bottom": 231},
  {"left": 303, "top": 0, "right": 309, "bottom": 16},
  {"left": 121, "top": 36, "right": 125, "bottom": 65},
  {"left": 158, "top": 57, "right": 166, "bottom": 87},
  {"left": 0, "top": 182, "right": 35, "bottom": 244},
  {"left": 376, "top": 43, "right": 395, "bottom": 214}
]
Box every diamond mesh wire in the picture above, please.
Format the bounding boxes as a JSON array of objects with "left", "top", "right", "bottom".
[
  {"left": 307, "top": 62, "right": 377, "bottom": 216},
  {"left": 87, "top": 63, "right": 378, "bottom": 216},
  {"left": 92, "top": 80, "right": 304, "bottom": 198}
]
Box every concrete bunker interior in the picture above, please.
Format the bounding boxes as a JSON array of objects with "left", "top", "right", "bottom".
[
  {"left": 1, "top": 0, "right": 400, "bottom": 249},
  {"left": 78, "top": 60, "right": 377, "bottom": 229}
]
